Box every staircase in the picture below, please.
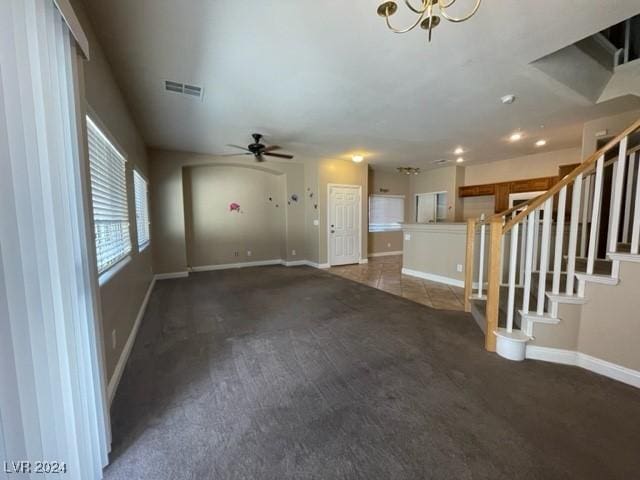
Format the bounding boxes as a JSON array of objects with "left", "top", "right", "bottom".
[{"left": 464, "top": 118, "right": 640, "bottom": 361}]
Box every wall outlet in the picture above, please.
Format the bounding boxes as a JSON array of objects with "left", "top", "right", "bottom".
[
  {"left": 387, "top": 243, "right": 391, "bottom": 248},
  {"left": 456, "top": 264, "right": 463, "bottom": 273},
  {"left": 247, "top": 250, "right": 252, "bottom": 257},
  {"left": 111, "top": 329, "right": 117, "bottom": 350},
  {"left": 404, "top": 233, "right": 411, "bottom": 241},
  {"left": 313, "top": 219, "right": 319, "bottom": 226},
  {"left": 292, "top": 249, "right": 297, "bottom": 256}
]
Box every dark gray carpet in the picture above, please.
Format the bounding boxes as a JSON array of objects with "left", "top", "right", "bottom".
[{"left": 105, "top": 266, "right": 640, "bottom": 480}]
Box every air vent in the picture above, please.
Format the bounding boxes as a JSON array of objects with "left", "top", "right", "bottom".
[
  {"left": 164, "top": 80, "right": 204, "bottom": 100},
  {"left": 432, "top": 159, "right": 450, "bottom": 166},
  {"left": 183, "top": 84, "right": 202, "bottom": 97}
]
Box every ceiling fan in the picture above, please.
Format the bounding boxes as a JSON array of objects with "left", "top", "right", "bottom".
[{"left": 225, "top": 133, "right": 294, "bottom": 162}]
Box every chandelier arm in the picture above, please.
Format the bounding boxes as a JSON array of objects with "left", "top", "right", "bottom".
[
  {"left": 384, "top": 8, "right": 426, "bottom": 33},
  {"left": 403, "top": 0, "right": 429, "bottom": 14},
  {"left": 438, "top": 0, "right": 457, "bottom": 8},
  {"left": 439, "top": 0, "right": 481, "bottom": 23}
]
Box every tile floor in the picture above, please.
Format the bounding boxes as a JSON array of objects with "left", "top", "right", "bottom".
[{"left": 327, "top": 255, "right": 466, "bottom": 311}]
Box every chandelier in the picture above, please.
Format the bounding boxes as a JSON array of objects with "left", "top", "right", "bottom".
[
  {"left": 377, "top": 0, "right": 482, "bottom": 42},
  {"left": 397, "top": 167, "right": 421, "bottom": 175}
]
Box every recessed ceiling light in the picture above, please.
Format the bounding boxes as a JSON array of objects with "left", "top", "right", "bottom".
[
  {"left": 352, "top": 155, "right": 364, "bottom": 163},
  {"left": 535, "top": 139, "right": 547, "bottom": 147},
  {"left": 454, "top": 147, "right": 464, "bottom": 155},
  {"left": 456, "top": 157, "right": 464, "bottom": 163},
  {"left": 501, "top": 94, "right": 516, "bottom": 105},
  {"left": 509, "top": 132, "right": 523, "bottom": 142}
]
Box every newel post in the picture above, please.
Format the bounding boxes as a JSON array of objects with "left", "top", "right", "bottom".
[
  {"left": 464, "top": 218, "right": 476, "bottom": 312},
  {"left": 484, "top": 217, "right": 503, "bottom": 352}
]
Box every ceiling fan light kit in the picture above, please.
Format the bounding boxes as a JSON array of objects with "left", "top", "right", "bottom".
[
  {"left": 225, "top": 133, "right": 294, "bottom": 162},
  {"left": 377, "top": 0, "right": 481, "bottom": 42}
]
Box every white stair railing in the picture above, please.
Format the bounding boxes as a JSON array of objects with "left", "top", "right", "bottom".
[{"left": 464, "top": 118, "right": 640, "bottom": 359}]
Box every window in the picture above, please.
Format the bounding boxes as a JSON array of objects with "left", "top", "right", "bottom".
[
  {"left": 369, "top": 195, "right": 405, "bottom": 232},
  {"left": 416, "top": 192, "right": 447, "bottom": 223},
  {"left": 87, "top": 116, "right": 131, "bottom": 274},
  {"left": 134, "top": 170, "right": 150, "bottom": 250}
]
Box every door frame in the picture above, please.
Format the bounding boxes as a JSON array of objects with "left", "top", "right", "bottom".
[{"left": 327, "top": 183, "right": 362, "bottom": 266}]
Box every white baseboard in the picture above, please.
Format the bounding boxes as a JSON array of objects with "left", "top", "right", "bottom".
[
  {"left": 401, "top": 268, "right": 465, "bottom": 288},
  {"left": 359, "top": 258, "right": 369, "bottom": 264},
  {"left": 154, "top": 271, "right": 189, "bottom": 280},
  {"left": 368, "top": 250, "right": 403, "bottom": 258},
  {"left": 282, "top": 260, "right": 307, "bottom": 267},
  {"left": 306, "top": 262, "right": 330, "bottom": 269},
  {"left": 107, "top": 277, "right": 156, "bottom": 405},
  {"left": 191, "top": 259, "right": 282, "bottom": 272},
  {"left": 526, "top": 345, "right": 640, "bottom": 389}
]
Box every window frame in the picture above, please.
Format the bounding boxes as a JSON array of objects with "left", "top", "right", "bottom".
[
  {"left": 86, "top": 114, "right": 132, "bottom": 284},
  {"left": 133, "top": 168, "right": 151, "bottom": 252},
  {"left": 368, "top": 194, "right": 405, "bottom": 232}
]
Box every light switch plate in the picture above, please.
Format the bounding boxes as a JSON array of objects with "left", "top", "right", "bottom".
[
  {"left": 456, "top": 264, "right": 463, "bottom": 273},
  {"left": 313, "top": 219, "right": 319, "bottom": 226}
]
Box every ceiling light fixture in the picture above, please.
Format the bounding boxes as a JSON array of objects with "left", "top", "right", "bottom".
[
  {"left": 456, "top": 157, "right": 464, "bottom": 163},
  {"left": 397, "top": 167, "right": 421, "bottom": 175},
  {"left": 535, "top": 139, "right": 547, "bottom": 147},
  {"left": 509, "top": 132, "right": 523, "bottom": 142},
  {"left": 376, "top": 0, "right": 481, "bottom": 42},
  {"left": 352, "top": 155, "right": 364, "bottom": 163},
  {"left": 454, "top": 147, "right": 464, "bottom": 155},
  {"left": 501, "top": 94, "right": 516, "bottom": 105}
]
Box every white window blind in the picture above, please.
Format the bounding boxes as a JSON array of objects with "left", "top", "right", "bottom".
[
  {"left": 134, "top": 170, "right": 150, "bottom": 249},
  {"left": 87, "top": 116, "right": 131, "bottom": 273},
  {"left": 369, "top": 195, "right": 405, "bottom": 232}
]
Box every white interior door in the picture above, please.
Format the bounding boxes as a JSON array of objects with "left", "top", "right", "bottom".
[{"left": 329, "top": 185, "right": 360, "bottom": 266}]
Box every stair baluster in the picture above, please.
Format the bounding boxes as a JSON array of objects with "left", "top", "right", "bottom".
[
  {"left": 464, "top": 118, "right": 640, "bottom": 360},
  {"left": 608, "top": 137, "right": 629, "bottom": 254}
]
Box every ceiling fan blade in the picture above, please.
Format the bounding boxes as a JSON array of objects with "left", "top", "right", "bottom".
[
  {"left": 226, "top": 144, "right": 251, "bottom": 152},
  {"left": 263, "top": 152, "right": 294, "bottom": 159},
  {"left": 262, "top": 145, "right": 282, "bottom": 153},
  {"left": 219, "top": 152, "right": 252, "bottom": 157}
]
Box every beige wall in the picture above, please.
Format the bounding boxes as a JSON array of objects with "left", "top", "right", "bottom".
[
  {"left": 304, "top": 159, "right": 320, "bottom": 264},
  {"left": 317, "top": 158, "right": 368, "bottom": 265},
  {"left": 463, "top": 147, "right": 581, "bottom": 185},
  {"left": 461, "top": 147, "right": 581, "bottom": 219},
  {"left": 186, "top": 165, "right": 286, "bottom": 267},
  {"left": 402, "top": 224, "right": 467, "bottom": 284},
  {"left": 409, "top": 166, "right": 464, "bottom": 222},
  {"left": 150, "top": 150, "right": 306, "bottom": 273},
  {"left": 577, "top": 261, "right": 640, "bottom": 372},
  {"left": 368, "top": 169, "right": 410, "bottom": 255},
  {"left": 70, "top": 0, "right": 153, "bottom": 382},
  {"left": 581, "top": 109, "right": 640, "bottom": 158}
]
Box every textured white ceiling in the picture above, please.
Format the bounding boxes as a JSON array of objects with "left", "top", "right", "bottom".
[{"left": 81, "top": 0, "right": 640, "bottom": 168}]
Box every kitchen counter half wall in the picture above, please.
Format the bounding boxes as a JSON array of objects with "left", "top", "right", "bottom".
[{"left": 402, "top": 223, "right": 468, "bottom": 287}]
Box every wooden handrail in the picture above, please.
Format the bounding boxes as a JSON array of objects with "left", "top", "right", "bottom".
[{"left": 503, "top": 118, "right": 640, "bottom": 233}]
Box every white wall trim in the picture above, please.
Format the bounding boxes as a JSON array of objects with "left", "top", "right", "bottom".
[
  {"left": 157, "top": 260, "right": 330, "bottom": 276},
  {"left": 401, "top": 268, "right": 464, "bottom": 288},
  {"left": 359, "top": 258, "right": 369, "bottom": 264},
  {"left": 526, "top": 346, "right": 640, "bottom": 389},
  {"left": 282, "top": 260, "right": 307, "bottom": 267},
  {"left": 368, "top": 250, "right": 403, "bottom": 258},
  {"left": 192, "top": 259, "right": 283, "bottom": 272},
  {"left": 154, "top": 271, "right": 189, "bottom": 280},
  {"left": 107, "top": 277, "right": 156, "bottom": 405}
]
